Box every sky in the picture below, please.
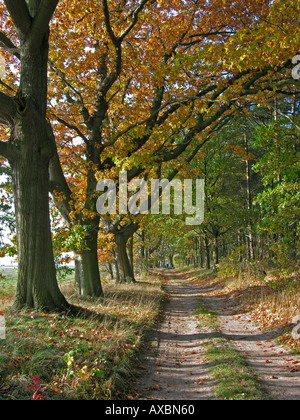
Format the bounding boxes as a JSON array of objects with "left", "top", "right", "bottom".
[{"left": 0, "top": 256, "right": 16, "bottom": 266}]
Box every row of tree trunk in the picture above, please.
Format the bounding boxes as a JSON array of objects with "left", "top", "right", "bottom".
[{"left": 182, "top": 229, "right": 289, "bottom": 272}]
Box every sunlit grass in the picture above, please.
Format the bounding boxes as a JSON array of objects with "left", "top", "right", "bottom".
[
  {"left": 0, "top": 270, "right": 165, "bottom": 400},
  {"left": 194, "top": 283, "right": 265, "bottom": 401},
  {"left": 204, "top": 338, "right": 265, "bottom": 400}
]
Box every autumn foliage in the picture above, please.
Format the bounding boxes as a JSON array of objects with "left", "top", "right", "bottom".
[{"left": 0, "top": 0, "right": 299, "bottom": 303}]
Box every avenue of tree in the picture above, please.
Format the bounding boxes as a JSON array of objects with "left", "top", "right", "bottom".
[{"left": 0, "top": 0, "right": 299, "bottom": 311}]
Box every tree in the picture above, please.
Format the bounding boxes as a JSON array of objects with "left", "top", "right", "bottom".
[
  {"left": 114, "top": 223, "right": 139, "bottom": 283},
  {"left": 0, "top": 0, "right": 299, "bottom": 308},
  {"left": 187, "top": 96, "right": 299, "bottom": 273},
  {"left": 253, "top": 98, "right": 300, "bottom": 267},
  {"left": 0, "top": 0, "right": 69, "bottom": 311},
  {"left": 47, "top": 0, "right": 299, "bottom": 291}
]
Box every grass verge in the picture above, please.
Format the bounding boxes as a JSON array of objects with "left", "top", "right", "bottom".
[
  {"left": 195, "top": 297, "right": 265, "bottom": 400},
  {"left": 0, "top": 271, "right": 165, "bottom": 400},
  {"left": 220, "top": 269, "right": 300, "bottom": 353}
]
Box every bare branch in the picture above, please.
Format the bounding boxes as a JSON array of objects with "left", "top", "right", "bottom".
[{"left": 182, "top": 29, "right": 236, "bottom": 48}]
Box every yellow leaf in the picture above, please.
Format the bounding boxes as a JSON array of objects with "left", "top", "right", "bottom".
[{"left": 78, "top": 366, "right": 89, "bottom": 379}]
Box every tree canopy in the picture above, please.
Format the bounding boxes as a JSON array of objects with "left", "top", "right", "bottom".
[{"left": 0, "top": 0, "right": 299, "bottom": 311}]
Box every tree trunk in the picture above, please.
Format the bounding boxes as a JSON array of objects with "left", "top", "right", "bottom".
[
  {"left": 244, "top": 133, "right": 255, "bottom": 260},
  {"left": 128, "top": 237, "right": 134, "bottom": 273},
  {"left": 112, "top": 249, "right": 121, "bottom": 283},
  {"left": 138, "top": 230, "right": 146, "bottom": 272},
  {"left": 205, "top": 236, "right": 211, "bottom": 269},
  {"left": 112, "top": 223, "right": 139, "bottom": 283},
  {"left": 49, "top": 132, "right": 104, "bottom": 298},
  {"left": 194, "top": 237, "right": 198, "bottom": 268},
  {"left": 214, "top": 234, "right": 219, "bottom": 267},
  {"left": 169, "top": 254, "right": 175, "bottom": 269},
  {"left": 74, "top": 226, "right": 103, "bottom": 298},
  {"left": 237, "top": 230, "right": 244, "bottom": 263},
  {"left": 11, "top": 115, "right": 69, "bottom": 312},
  {"left": 107, "top": 262, "right": 114, "bottom": 280},
  {"left": 115, "top": 233, "right": 136, "bottom": 283},
  {"left": 200, "top": 238, "right": 204, "bottom": 268},
  {"left": 145, "top": 248, "right": 150, "bottom": 274},
  {"left": 10, "top": 23, "right": 69, "bottom": 311}
]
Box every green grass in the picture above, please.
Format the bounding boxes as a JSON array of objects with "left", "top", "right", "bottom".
[
  {"left": 194, "top": 296, "right": 218, "bottom": 329},
  {"left": 195, "top": 297, "right": 265, "bottom": 400},
  {"left": 0, "top": 267, "right": 75, "bottom": 311},
  {"left": 0, "top": 270, "right": 165, "bottom": 400},
  {"left": 0, "top": 267, "right": 18, "bottom": 288},
  {"left": 204, "top": 338, "right": 265, "bottom": 400},
  {"left": 0, "top": 268, "right": 18, "bottom": 312}
]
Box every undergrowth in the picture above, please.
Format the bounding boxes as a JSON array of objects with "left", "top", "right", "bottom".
[
  {"left": 217, "top": 259, "right": 300, "bottom": 353},
  {"left": 0, "top": 271, "right": 165, "bottom": 400}
]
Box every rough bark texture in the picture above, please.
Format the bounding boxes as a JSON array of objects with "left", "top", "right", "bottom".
[
  {"left": 12, "top": 136, "right": 69, "bottom": 311},
  {"left": 2, "top": 1, "right": 70, "bottom": 311},
  {"left": 114, "top": 224, "right": 139, "bottom": 283},
  {"left": 115, "top": 232, "right": 136, "bottom": 283},
  {"left": 74, "top": 227, "right": 103, "bottom": 298},
  {"left": 49, "top": 145, "right": 104, "bottom": 299}
]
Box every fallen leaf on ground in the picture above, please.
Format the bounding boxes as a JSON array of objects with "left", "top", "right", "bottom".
[{"left": 148, "top": 385, "right": 162, "bottom": 391}]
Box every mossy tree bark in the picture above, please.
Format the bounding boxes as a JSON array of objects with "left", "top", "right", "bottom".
[{"left": 0, "top": 0, "right": 70, "bottom": 311}]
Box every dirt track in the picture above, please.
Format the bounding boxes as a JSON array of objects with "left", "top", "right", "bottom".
[{"left": 136, "top": 272, "right": 300, "bottom": 400}]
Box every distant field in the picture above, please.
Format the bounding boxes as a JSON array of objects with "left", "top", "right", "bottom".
[
  {"left": 0, "top": 267, "right": 18, "bottom": 290},
  {"left": 0, "top": 268, "right": 18, "bottom": 312},
  {"left": 0, "top": 268, "right": 76, "bottom": 312}
]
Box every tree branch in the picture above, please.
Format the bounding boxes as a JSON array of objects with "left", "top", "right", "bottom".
[
  {"left": 29, "top": 0, "right": 59, "bottom": 46},
  {"left": 101, "top": 0, "right": 118, "bottom": 45},
  {"left": 119, "top": 0, "right": 150, "bottom": 42},
  {"left": 0, "top": 141, "right": 19, "bottom": 161},
  {"left": 52, "top": 113, "right": 89, "bottom": 145},
  {"left": 48, "top": 123, "right": 73, "bottom": 224},
  {"left": 0, "top": 79, "right": 15, "bottom": 94},
  {"left": 100, "top": 0, "right": 150, "bottom": 97},
  {"left": 49, "top": 60, "right": 91, "bottom": 125},
  {"left": 0, "top": 91, "right": 16, "bottom": 125},
  {"left": 3, "top": 0, "right": 32, "bottom": 39},
  {"left": 0, "top": 31, "right": 20, "bottom": 59}
]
